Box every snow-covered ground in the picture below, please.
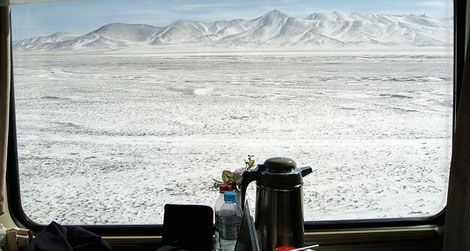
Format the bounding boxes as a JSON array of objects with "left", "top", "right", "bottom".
[{"left": 13, "top": 48, "right": 453, "bottom": 225}]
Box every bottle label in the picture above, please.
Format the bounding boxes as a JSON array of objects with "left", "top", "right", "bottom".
[{"left": 220, "top": 215, "right": 241, "bottom": 240}]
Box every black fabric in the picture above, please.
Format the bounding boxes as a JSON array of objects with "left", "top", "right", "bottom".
[
  {"left": 26, "top": 221, "right": 113, "bottom": 251},
  {"left": 162, "top": 204, "right": 214, "bottom": 251}
]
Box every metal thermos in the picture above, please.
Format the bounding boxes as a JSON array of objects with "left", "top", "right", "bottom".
[{"left": 240, "top": 157, "right": 312, "bottom": 251}]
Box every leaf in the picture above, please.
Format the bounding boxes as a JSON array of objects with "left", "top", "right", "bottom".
[
  {"left": 212, "top": 180, "right": 222, "bottom": 190},
  {"left": 222, "top": 170, "right": 233, "bottom": 183},
  {"left": 248, "top": 159, "right": 255, "bottom": 168},
  {"left": 232, "top": 172, "right": 242, "bottom": 185}
]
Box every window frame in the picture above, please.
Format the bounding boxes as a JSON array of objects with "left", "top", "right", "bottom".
[{"left": 6, "top": 0, "right": 463, "bottom": 236}]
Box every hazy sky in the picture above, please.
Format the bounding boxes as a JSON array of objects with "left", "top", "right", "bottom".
[{"left": 12, "top": 0, "right": 454, "bottom": 40}]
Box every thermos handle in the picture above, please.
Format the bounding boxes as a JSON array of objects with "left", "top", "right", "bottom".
[{"left": 240, "top": 166, "right": 260, "bottom": 209}]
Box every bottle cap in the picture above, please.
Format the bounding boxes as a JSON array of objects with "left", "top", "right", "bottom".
[
  {"left": 224, "top": 191, "right": 236, "bottom": 202},
  {"left": 219, "top": 184, "right": 231, "bottom": 193}
]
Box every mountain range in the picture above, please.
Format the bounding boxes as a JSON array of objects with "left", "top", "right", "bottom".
[{"left": 13, "top": 10, "right": 453, "bottom": 51}]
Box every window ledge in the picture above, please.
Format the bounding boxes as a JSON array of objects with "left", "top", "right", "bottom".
[{"left": 103, "top": 225, "right": 441, "bottom": 251}]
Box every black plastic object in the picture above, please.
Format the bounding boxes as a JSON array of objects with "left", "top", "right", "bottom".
[
  {"left": 25, "top": 221, "right": 112, "bottom": 251},
  {"left": 162, "top": 204, "right": 214, "bottom": 251},
  {"left": 264, "top": 157, "right": 296, "bottom": 173},
  {"left": 258, "top": 157, "right": 312, "bottom": 188}
]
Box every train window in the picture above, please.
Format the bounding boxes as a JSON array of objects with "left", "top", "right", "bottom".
[{"left": 10, "top": 0, "right": 453, "bottom": 226}]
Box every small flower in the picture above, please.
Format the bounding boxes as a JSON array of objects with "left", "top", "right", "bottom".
[{"left": 245, "top": 155, "right": 256, "bottom": 169}]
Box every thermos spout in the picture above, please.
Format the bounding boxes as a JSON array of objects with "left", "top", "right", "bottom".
[{"left": 299, "top": 166, "right": 312, "bottom": 177}]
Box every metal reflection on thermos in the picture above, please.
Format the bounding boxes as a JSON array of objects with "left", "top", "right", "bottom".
[{"left": 240, "top": 157, "right": 312, "bottom": 251}]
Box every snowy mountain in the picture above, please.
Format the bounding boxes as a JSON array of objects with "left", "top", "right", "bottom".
[
  {"left": 13, "top": 10, "right": 453, "bottom": 51},
  {"left": 13, "top": 32, "right": 77, "bottom": 50},
  {"left": 148, "top": 19, "right": 212, "bottom": 45},
  {"left": 49, "top": 23, "right": 160, "bottom": 50}
]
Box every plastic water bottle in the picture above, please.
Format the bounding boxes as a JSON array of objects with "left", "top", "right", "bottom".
[
  {"left": 214, "top": 184, "right": 232, "bottom": 250},
  {"left": 219, "top": 191, "right": 242, "bottom": 251}
]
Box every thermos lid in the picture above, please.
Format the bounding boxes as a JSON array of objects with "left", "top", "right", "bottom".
[
  {"left": 264, "top": 157, "right": 296, "bottom": 173},
  {"left": 257, "top": 157, "right": 312, "bottom": 188}
]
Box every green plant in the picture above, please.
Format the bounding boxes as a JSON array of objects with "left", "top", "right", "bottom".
[{"left": 212, "top": 155, "right": 256, "bottom": 191}]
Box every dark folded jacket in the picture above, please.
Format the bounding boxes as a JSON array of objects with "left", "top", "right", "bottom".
[{"left": 26, "top": 221, "right": 112, "bottom": 251}]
